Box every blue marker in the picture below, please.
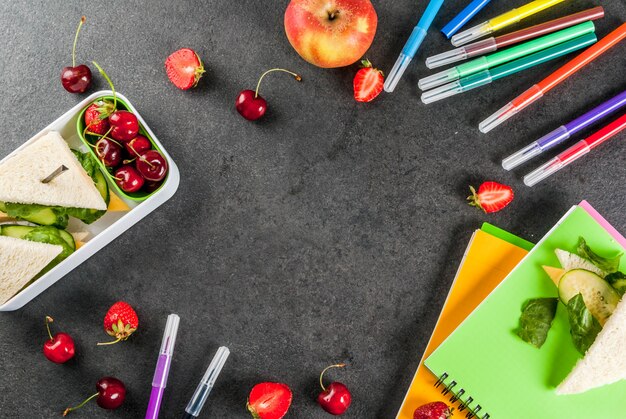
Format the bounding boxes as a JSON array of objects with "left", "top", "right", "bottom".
[
  {"left": 384, "top": 0, "right": 445, "bottom": 93},
  {"left": 442, "top": 0, "right": 492, "bottom": 39}
]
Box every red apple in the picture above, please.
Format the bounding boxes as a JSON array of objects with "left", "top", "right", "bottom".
[{"left": 284, "top": 0, "right": 377, "bottom": 68}]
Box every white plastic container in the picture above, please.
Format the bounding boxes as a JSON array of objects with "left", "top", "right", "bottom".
[{"left": 0, "top": 90, "right": 180, "bottom": 311}]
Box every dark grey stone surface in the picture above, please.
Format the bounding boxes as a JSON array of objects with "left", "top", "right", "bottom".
[{"left": 0, "top": 0, "right": 625, "bottom": 417}]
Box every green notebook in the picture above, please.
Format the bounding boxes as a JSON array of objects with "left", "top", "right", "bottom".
[{"left": 425, "top": 206, "right": 626, "bottom": 418}]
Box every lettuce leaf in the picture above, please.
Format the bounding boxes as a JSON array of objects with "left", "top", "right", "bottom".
[
  {"left": 577, "top": 237, "right": 622, "bottom": 274},
  {"left": 567, "top": 293, "right": 602, "bottom": 355},
  {"left": 516, "top": 297, "right": 558, "bottom": 348}
]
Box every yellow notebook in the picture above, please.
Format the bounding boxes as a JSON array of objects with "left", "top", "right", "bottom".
[{"left": 396, "top": 227, "right": 531, "bottom": 419}]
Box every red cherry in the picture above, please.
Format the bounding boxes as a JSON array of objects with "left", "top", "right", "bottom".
[
  {"left": 124, "top": 135, "right": 151, "bottom": 156},
  {"left": 236, "top": 90, "right": 267, "bottom": 121},
  {"left": 236, "top": 68, "right": 302, "bottom": 121},
  {"left": 61, "top": 65, "right": 92, "bottom": 94},
  {"left": 136, "top": 150, "right": 168, "bottom": 182},
  {"left": 61, "top": 17, "right": 91, "bottom": 94},
  {"left": 42, "top": 316, "right": 75, "bottom": 364},
  {"left": 109, "top": 111, "right": 139, "bottom": 142},
  {"left": 114, "top": 165, "right": 144, "bottom": 193},
  {"left": 95, "top": 138, "right": 123, "bottom": 168},
  {"left": 317, "top": 364, "right": 351, "bottom": 415},
  {"left": 63, "top": 376, "right": 126, "bottom": 416},
  {"left": 96, "top": 377, "right": 126, "bottom": 409},
  {"left": 144, "top": 180, "right": 163, "bottom": 193}
]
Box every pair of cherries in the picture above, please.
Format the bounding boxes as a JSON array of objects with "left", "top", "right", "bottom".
[{"left": 43, "top": 317, "right": 126, "bottom": 415}]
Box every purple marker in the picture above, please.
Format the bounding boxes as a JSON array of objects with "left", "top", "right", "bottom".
[
  {"left": 502, "top": 90, "right": 626, "bottom": 170},
  {"left": 146, "top": 314, "right": 180, "bottom": 419}
]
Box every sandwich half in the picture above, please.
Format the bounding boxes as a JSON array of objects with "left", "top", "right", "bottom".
[
  {"left": 0, "top": 235, "right": 63, "bottom": 304},
  {"left": 0, "top": 131, "right": 106, "bottom": 210},
  {"left": 557, "top": 297, "right": 626, "bottom": 394}
]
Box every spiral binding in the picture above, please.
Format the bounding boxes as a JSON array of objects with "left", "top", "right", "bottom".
[{"left": 434, "top": 372, "right": 490, "bottom": 419}]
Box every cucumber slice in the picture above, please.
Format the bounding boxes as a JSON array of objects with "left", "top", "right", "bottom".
[
  {"left": 2, "top": 202, "right": 68, "bottom": 228},
  {"left": 558, "top": 269, "right": 620, "bottom": 325},
  {"left": 1, "top": 225, "right": 35, "bottom": 239},
  {"left": 93, "top": 168, "right": 110, "bottom": 205},
  {"left": 0, "top": 224, "right": 76, "bottom": 250},
  {"left": 57, "top": 229, "right": 76, "bottom": 250}
]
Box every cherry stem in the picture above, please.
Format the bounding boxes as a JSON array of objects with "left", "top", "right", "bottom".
[
  {"left": 45, "top": 316, "right": 54, "bottom": 341},
  {"left": 96, "top": 337, "right": 121, "bottom": 346},
  {"left": 92, "top": 61, "right": 117, "bottom": 109},
  {"left": 319, "top": 363, "right": 346, "bottom": 392},
  {"left": 71, "top": 16, "right": 86, "bottom": 68},
  {"left": 254, "top": 68, "right": 302, "bottom": 98},
  {"left": 140, "top": 155, "right": 155, "bottom": 169},
  {"left": 63, "top": 392, "right": 98, "bottom": 416}
]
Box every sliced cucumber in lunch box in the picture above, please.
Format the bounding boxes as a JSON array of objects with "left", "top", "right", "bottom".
[
  {"left": 0, "top": 202, "right": 69, "bottom": 228},
  {"left": 558, "top": 268, "right": 620, "bottom": 325},
  {"left": 0, "top": 224, "right": 75, "bottom": 250}
]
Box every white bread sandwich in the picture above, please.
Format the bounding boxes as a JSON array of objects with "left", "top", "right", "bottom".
[
  {"left": 0, "top": 235, "right": 63, "bottom": 304},
  {"left": 557, "top": 297, "right": 626, "bottom": 395},
  {"left": 0, "top": 131, "right": 106, "bottom": 210}
]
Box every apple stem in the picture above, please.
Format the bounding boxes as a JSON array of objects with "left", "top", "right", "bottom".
[
  {"left": 63, "top": 392, "right": 98, "bottom": 416},
  {"left": 71, "top": 16, "right": 86, "bottom": 68},
  {"left": 255, "top": 68, "right": 302, "bottom": 98},
  {"left": 45, "top": 316, "right": 54, "bottom": 341},
  {"left": 96, "top": 337, "right": 122, "bottom": 346},
  {"left": 92, "top": 61, "right": 117, "bottom": 109},
  {"left": 319, "top": 363, "right": 346, "bottom": 392}
]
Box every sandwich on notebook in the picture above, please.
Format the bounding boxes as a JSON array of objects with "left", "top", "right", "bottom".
[{"left": 424, "top": 204, "right": 626, "bottom": 418}]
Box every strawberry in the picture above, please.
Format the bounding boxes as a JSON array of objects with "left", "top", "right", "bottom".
[
  {"left": 353, "top": 59, "right": 384, "bottom": 103},
  {"left": 468, "top": 181, "right": 514, "bottom": 214},
  {"left": 165, "top": 48, "right": 205, "bottom": 90},
  {"left": 97, "top": 302, "right": 139, "bottom": 346},
  {"left": 247, "top": 382, "right": 292, "bottom": 419},
  {"left": 413, "top": 401, "right": 453, "bottom": 419},
  {"left": 84, "top": 101, "right": 113, "bottom": 135}
]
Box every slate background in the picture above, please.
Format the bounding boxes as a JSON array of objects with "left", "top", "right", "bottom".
[{"left": 0, "top": 0, "right": 625, "bottom": 417}]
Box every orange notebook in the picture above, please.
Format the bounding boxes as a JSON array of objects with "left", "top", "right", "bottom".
[{"left": 396, "top": 226, "right": 532, "bottom": 419}]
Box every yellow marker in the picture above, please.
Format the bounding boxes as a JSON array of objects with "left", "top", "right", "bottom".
[{"left": 452, "top": 0, "right": 567, "bottom": 46}]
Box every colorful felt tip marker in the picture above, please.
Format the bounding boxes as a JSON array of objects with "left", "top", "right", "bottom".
[
  {"left": 420, "top": 21, "right": 595, "bottom": 91},
  {"left": 182, "top": 346, "right": 230, "bottom": 419},
  {"left": 503, "top": 90, "right": 626, "bottom": 170},
  {"left": 146, "top": 314, "right": 180, "bottom": 419},
  {"left": 441, "top": 0, "right": 493, "bottom": 39},
  {"left": 451, "top": 0, "right": 567, "bottom": 47},
  {"left": 427, "top": 6, "right": 604, "bottom": 69},
  {"left": 524, "top": 113, "right": 626, "bottom": 186},
  {"left": 421, "top": 34, "right": 596, "bottom": 104},
  {"left": 383, "top": 0, "right": 444, "bottom": 93},
  {"left": 480, "top": 22, "right": 626, "bottom": 133}
]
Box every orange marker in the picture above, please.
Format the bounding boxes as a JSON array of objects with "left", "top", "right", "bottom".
[{"left": 480, "top": 22, "right": 626, "bottom": 133}]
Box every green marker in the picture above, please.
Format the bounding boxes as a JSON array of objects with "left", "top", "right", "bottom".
[
  {"left": 421, "top": 33, "right": 597, "bottom": 104},
  {"left": 418, "top": 21, "right": 596, "bottom": 91}
]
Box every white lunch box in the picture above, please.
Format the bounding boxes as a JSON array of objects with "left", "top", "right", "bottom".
[{"left": 0, "top": 90, "right": 180, "bottom": 311}]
